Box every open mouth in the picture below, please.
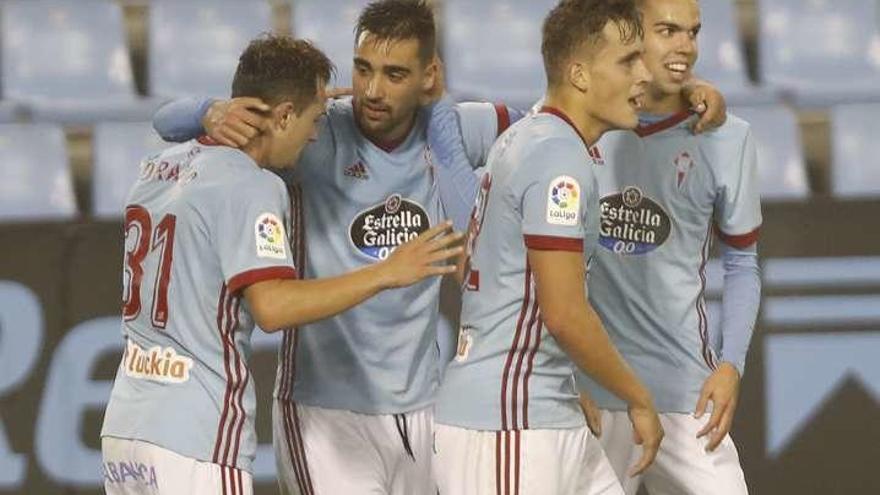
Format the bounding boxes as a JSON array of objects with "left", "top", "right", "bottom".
[{"left": 665, "top": 61, "right": 690, "bottom": 77}]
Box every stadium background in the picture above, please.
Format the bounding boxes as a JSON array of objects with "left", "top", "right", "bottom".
[{"left": 0, "top": 0, "right": 878, "bottom": 493}]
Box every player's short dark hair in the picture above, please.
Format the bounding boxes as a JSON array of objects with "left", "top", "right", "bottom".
[
  {"left": 354, "top": 0, "right": 436, "bottom": 65},
  {"left": 232, "top": 34, "right": 334, "bottom": 112},
  {"left": 542, "top": 0, "right": 643, "bottom": 87}
]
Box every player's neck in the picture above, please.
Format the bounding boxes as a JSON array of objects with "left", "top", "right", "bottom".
[
  {"left": 544, "top": 91, "right": 603, "bottom": 146},
  {"left": 357, "top": 110, "right": 416, "bottom": 151},
  {"left": 643, "top": 85, "right": 689, "bottom": 115},
  {"left": 242, "top": 136, "right": 270, "bottom": 168}
]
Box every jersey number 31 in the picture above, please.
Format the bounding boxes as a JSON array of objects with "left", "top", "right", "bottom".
[{"left": 122, "top": 205, "right": 177, "bottom": 329}]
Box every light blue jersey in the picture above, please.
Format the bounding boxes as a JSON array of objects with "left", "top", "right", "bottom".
[
  {"left": 578, "top": 112, "right": 762, "bottom": 413},
  {"left": 101, "top": 140, "right": 298, "bottom": 472},
  {"left": 273, "top": 98, "right": 508, "bottom": 413},
  {"left": 435, "top": 107, "right": 601, "bottom": 431}
]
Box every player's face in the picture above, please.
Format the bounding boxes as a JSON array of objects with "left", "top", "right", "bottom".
[
  {"left": 270, "top": 86, "right": 328, "bottom": 167},
  {"left": 352, "top": 33, "right": 434, "bottom": 141},
  {"left": 641, "top": 0, "right": 700, "bottom": 98},
  {"left": 584, "top": 21, "right": 652, "bottom": 131}
]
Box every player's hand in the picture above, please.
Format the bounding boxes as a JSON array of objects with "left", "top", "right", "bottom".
[
  {"left": 202, "top": 97, "right": 270, "bottom": 148},
  {"left": 695, "top": 361, "right": 741, "bottom": 452},
  {"left": 421, "top": 55, "right": 446, "bottom": 106},
  {"left": 578, "top": 392, "right": 603, "bottom": 437},
  {"left": 627, "top": 404, "right": 663, "bottom": 477},
  {"left": 684, "top": 79, "right": 727, "bottom": 134},
  {"left": 381, "top": 221, "right": 463, "bottom": 288}
]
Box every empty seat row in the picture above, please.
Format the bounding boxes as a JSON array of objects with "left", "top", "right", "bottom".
[
  {"left": 2, "top": 103, "right": 878, "bottom": 222},
  {"left": 0, "top": 0, "right": 879, "bottom": 126}
]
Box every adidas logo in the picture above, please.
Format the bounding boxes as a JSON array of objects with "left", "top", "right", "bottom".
[{"left": 344, "top": 161, "right": 369, "bottom": 180}]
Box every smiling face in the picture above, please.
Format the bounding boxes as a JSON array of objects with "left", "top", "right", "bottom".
[{"left": 640, "top": 0, "right": 701, "bottom": 109}]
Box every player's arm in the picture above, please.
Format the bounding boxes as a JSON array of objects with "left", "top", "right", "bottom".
[
  {"left": 528, "top": 248, "right": 662, "bottom": 476},
  {"left": 682, "top": 77, "right": 727, "bottom": 133},
  {"left": 426, "top": 97, "right": 525, "bottom": 231},
  {"left": 153, "top": 96, "right": 270, "bottom": 146},
  {"left": 695, "top": 127, "right": 763, "bottom": 451},
  {"left": 243, "top": 222, "right": 462, "bottom": 332}
]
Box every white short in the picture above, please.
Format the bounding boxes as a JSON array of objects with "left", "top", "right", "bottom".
[
  {"left": 598, "top": 410, "right": 748, "bottom": 495},
  {"left": 101, "top": 437, "right": 252, "bottom": 495},
  {"left": 273, "top": 400, "right": 434, "bottom": 494},
  {"left": 433, "top": 424, "right": 624, "bottom": 495}
]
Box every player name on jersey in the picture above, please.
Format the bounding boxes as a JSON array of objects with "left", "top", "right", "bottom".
[
  {"left": 123, "top": 339, "right": 194, "bottom": 384},
  {"left": 349, "top": 194, "right": 430, "bottom": 260},
  {"left": 599, "top": 186, "right": 671, "bottom": 255}
]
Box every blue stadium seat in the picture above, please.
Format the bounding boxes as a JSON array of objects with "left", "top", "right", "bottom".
[
  {"left": 757, "top": 0, "right": 880, "bottom": 106},
  {"left": 696, "top": 0, "right": 777, "bottom": 105},
  {"left": 731, "top": 105, "right": 810, "bottom": 201},
  {"left": 0, "top": 124, "right": 76, "bottom": 221},
  {"left": 291, "top": 0, "right": 372, "bottom": 88},
  {"left": 0, "top": 0, "right": 158, "bottom": 124},
  {"left": 92, "top": 123, "right": 170, "bottom": 219},
  {"left": 830, "top": 103, "right": 880, "bottom": 198},
  {"left": 443, "top": 0, "right": 557, "bottom": 110},
  {"left": 149, "top": 0, "right": 273, "bottom": 99}
]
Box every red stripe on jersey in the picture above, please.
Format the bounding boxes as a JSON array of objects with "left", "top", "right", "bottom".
[
  {"left": 495, "top": 103, "right": 512, "bottom": 137},
  {"left": 282, "top": 401, "right": 309, "bottom": 495},
  {"left": 227, "top": 266, "right": 298, "bottom": 295},
  {"left": 213, "top": 286, "right": 233, "bottom": 463},
  {"left": 222, "top": 294, "right": 242, "bottom": 465},
  {"left": 495, "top": 431, "right": 502, "bottom": 495},
  {"left": 500, "top": 266, "right": 533, "bottom": 430},
  {"left": 635, "top": 110, "right": 694, "bottom": 138},
  {"left": 697, "top": 223, "right": 717, "bottom": 370},
  {"left": 513, "top": 430, "right": 521, "bottom": 495},
  {"left": 521, "top": 317, "right": 543, "bottom": 429},
  {"left": 504, "top": 430, "right": 511, "bottom": 495},
  {"left": 715, "top": 224, "right": 760, "bottom": 249},
  {"left": 511, "top": 295, "right": 539, "bottom": 429},
  {"left": 524, "top": 235, "right": 584, "bottom": 252},
  {"left": 230, "top": 297, "right": 249, "bottom": 466}
]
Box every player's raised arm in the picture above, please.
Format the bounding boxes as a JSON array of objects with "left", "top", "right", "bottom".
[
  {"left": 244, "top": 222, "right": 462, "bottom": 331},
  {"left": 528, "top": 248, "right": 663, "bottom": 476},
  {"left": 683, "top": 77, "right": 727, "bottom": 133}
]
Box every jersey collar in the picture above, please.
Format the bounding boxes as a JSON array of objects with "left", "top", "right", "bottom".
[
  {"left": 539, "top": 106, "right": 589, "bottom": 148},
  {"left": 634, "top": 110, "right": 694, "bottom": 138}
]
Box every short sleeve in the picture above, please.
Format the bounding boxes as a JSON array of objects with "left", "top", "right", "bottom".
[
  {"left": 215, "top": 172, "right": 298, "bottom": 294},
  {"left": 518, "top": 141, "right": 594, "bottom": 252},
  {"left": 456, "top": 102, "right": 519, "bottom": 168},
  {"left": 713, "top": 128, "right": 762, "bottom": 248}
]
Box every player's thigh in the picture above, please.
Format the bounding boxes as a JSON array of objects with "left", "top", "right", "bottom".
[
  {"left": 381, "top": 406, "right": 435, "bottom": 495},
  {"left": 597, "top": 410, "right": 644, "bottom": 495},
  {"left": 521, "top": 427, "right": 624, "bottom": 495},
  {"left": 102, "top": 437, "right": 252, "bottom": 495},
  {"left": 644, "top": 414, "right": 748, "bottom": 495},
  {"left": 277, "top": 401, "right": 391, "bottom": 494},
  {"left": 433, "top": 424, "right": 497, "bottom": 495}
]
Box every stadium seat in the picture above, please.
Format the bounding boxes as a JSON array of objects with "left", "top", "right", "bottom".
[
  {"left": 92, "top": 123, "right": 170, "bottom": 219},
  {"left": 0, "top": 0, "right": 159, "bottom": 124},
  {"left": 443, "top": 0, "right": 557, "bottom": 110},
  {"left": 696, "top": 0, "right": 778, "bottom": 105},
  {"left": 291, "top": 0, "right": 372, "bottom": 87},
  {"left": 757, "top": 0, "right": 880, "bottom": 106},
  {"left": 830, "top": 103, "right": 880, "bottom": 198},
  {"left": 731, "top": 105, "right": 809, "bottom": 201},
  {"left": 149, "top": 0, "right": 273, "bottom": 99},
  {"left": 0, "top": 124, "right": 76, "bottom": 221}
]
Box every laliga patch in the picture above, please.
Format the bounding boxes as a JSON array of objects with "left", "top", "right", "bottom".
[
  {"left": 546, "top": 176, "right": 580, "bottom": 226},
  {"left": 255, "top": 212, "right": 287, "bottom": 260}
]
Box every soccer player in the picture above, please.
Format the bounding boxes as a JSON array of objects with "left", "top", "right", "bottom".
[
  {"left": 151, "top": 2, "right": 521, "bottom": 493},
  {"left": 431, "top": 1, "right": 663, "bottom": 493},
  {"left": 576, "top": 0, "right": 761, "bottom": 493},
  {"left": 100, "top": 35, "right": 461, "bottom": 495}
]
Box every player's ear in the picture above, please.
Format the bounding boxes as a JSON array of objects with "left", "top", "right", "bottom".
[
  {"left": 274, "top": 102, "right": 297, "bottom": 130},
  {"left": 421, "top": 55, "right": 439, "bottom": 92},
  {"left": 569, "top": 61, "right": 590, "bottom": 94}
]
